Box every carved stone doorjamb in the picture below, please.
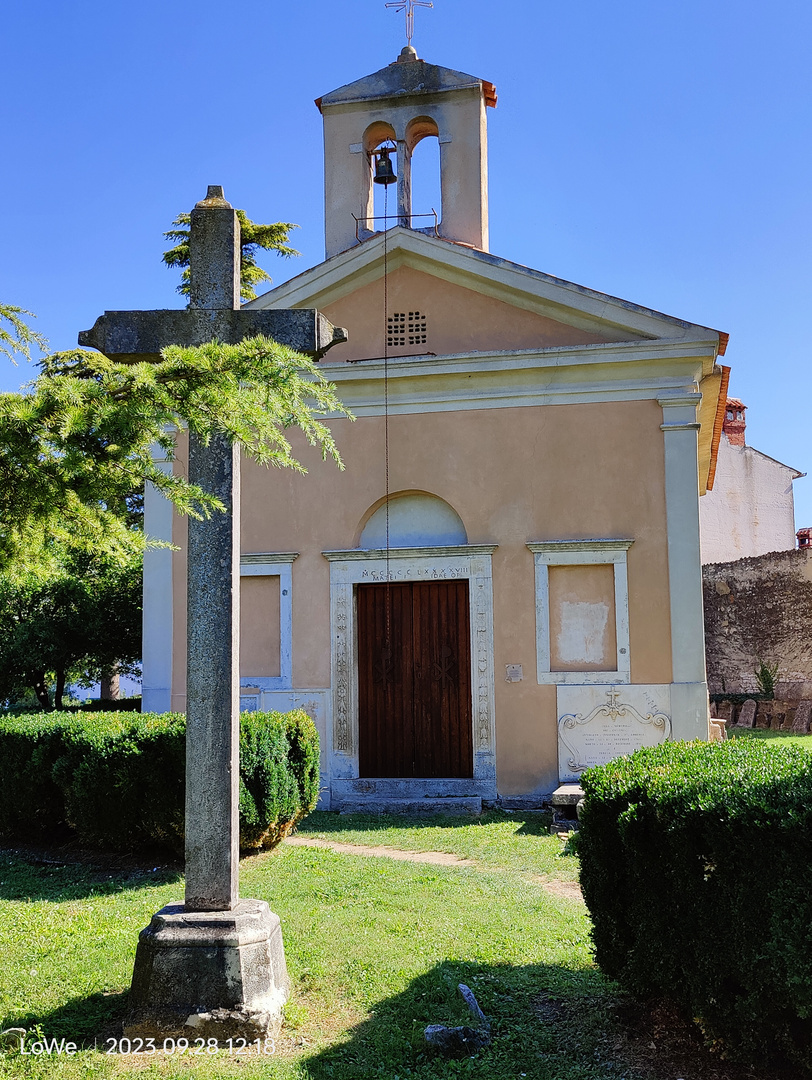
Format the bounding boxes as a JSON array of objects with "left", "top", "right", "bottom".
[{"left": 322, "top": 546, "right": 498, "bottom": 786}]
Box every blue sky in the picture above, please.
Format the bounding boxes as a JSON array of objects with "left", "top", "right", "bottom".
[{"left": 2, "top": 0, "right": 810, "bottom": 526}]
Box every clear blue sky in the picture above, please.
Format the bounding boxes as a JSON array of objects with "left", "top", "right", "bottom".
[{"left": 2, "top": 0, "right": 810, "bottom": 526}]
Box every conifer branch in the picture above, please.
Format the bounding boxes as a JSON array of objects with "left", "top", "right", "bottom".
[{"left": 163, "top": 210, "right": 300, "bottom": 302}]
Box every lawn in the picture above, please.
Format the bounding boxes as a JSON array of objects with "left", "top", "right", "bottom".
[
  {"left": 728, "top": 725, "right": 812, "bottom": 750},
  {"left": 0, "top": 804, "right": 792, "bottom": 1080}
]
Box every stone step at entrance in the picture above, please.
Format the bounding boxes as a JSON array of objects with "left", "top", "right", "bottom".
[
  {"left": 337, "top": 796, "right": 483, "bottom": 816},
  {"left": 550, "top": 783, "right": 584, "bottom": 835},
  {"left": 330, "top": 778, "right": 490, "bottom": 816}
]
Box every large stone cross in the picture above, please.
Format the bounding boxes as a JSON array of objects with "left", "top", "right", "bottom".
[{"left": 80, "top": 186, "right": 346, "bottom": 1041}]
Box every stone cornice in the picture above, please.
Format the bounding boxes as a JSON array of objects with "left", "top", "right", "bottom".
[
  {"left": 311, "top": 340, "right": 717, "bottom": 417},
  {"left": 527, "top": 539, "right": 634, "bottom": 553},
  {"left": 240, "top": 552, "right": 299, "bottom": 565},
  {"left": 322, "top": 545, "right": 498, "bottom": 562}
]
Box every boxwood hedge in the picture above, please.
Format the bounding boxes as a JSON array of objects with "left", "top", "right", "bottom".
[
  {"left": 0, "top": 709, "right": 319, "bottom": 852},
  {"left": 578, "top": 738, "right": 812, "bottom": 1070}
]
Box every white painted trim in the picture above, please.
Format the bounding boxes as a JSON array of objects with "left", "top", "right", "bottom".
[
  {"left": 324, "top": 548, "right": 497, "bottom": 793},
  {"left": 660, "top": 399, "right": 707, "bottom": 684},
  {"left": 528, "top": 540, "right": 633, "bottom": 685},
  {"left": 142, "top": 454, "right": 174, "bottom": 714},
  {"left": 308, "top": 343, "right": 715, "bottom": 420},
  {"left": 238, "top": 553, "right": 298, "bottom": 690}
]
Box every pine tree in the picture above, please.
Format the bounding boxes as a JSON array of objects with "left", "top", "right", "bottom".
[
  {"left": 0, "top": 336, "right": 352, "bottom": 571},
  {"left": 163, "top": 210, "right": 300, "bottom": 302}
]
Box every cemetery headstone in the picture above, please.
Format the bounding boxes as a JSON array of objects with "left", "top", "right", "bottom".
[
  {"left": 792, "top": 700, "right": 812, "bottom": 734},
  {"left": 738, "top": 699, "right": 757, "bottom": 728}
]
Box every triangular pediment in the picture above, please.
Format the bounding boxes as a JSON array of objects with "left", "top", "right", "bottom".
[{"left": 247, "top": 228, "right": 725, "bottom": 367}]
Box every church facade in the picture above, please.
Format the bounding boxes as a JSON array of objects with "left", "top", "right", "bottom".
[{"left": 142, "top": 47, "right": 728, "bottom": 810}]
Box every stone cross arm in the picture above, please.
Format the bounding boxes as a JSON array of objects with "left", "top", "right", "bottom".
[{"left": 79, "top": 308, "right": 347, "bottom": 363}]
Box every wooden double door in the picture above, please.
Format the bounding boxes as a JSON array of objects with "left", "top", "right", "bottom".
[{"left": 357, "top": 580, "right": 473, "bottom": 778}]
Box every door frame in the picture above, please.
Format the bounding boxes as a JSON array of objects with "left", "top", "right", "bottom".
[{"left": 323, "top": 545, "right": 498, "bottom": 789}]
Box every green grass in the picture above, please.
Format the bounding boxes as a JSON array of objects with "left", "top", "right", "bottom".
[
  {"left": 728, "top": 725, "right": 812, "bottom": 749},
  {"left": 0, "top": 812, "right": 641, "bottom": 1080},
  {"left": 294, "top": 808, "right": 580, "bottom": 882}
]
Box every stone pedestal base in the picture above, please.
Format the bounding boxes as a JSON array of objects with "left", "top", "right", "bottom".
[{"left": 125, "top": 899, "right": 289, "bottom": 1041}]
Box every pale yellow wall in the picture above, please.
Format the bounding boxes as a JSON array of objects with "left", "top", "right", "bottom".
[
  {"left": 317, "top": 265, "right": 614, "bottom": 364},
  {"left": 240, "top": 576, "right": 281, "bottom": 679},
  {"left": 549, "top": 564, "right": 617, "bottom": 672},
  {"left": 206, "top": 398, "right": 672, "bottom": 797}
]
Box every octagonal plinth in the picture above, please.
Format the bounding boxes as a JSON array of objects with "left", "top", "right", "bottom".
[{"left": 125, "top": 899, "right": 289, "bottom": 1041}]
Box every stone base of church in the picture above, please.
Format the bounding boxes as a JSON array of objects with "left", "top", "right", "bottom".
[{"left": 124, "top": 899, "right": 289, "bottom": 1042}]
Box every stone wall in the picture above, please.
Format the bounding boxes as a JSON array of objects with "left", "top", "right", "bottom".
[
  {"left": 703, "top": 548, "right": 812, "bottom": 698},
  {"left": 710, "top": 696, "right": 812, "bottom": 733}
]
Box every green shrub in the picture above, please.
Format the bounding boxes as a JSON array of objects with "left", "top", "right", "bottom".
[
  {"left": 0, "top": 714, "right": 76, "bottom": 839},
  {"left": 0, "top": 709, "right": 319, "bottom": 852},
  {"left": 579, "top": 739, "right": 812, "bottom": 1071},
  {"left": 53, "top": 712, "right": 186, "bottom": 850},
  {"left": 283, "top": 709, "right": 321, "bottom": 811}
]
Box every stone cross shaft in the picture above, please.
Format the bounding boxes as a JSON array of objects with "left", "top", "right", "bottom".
[{"left": 80, "top": 186, "right": 346, "bottom": 913}]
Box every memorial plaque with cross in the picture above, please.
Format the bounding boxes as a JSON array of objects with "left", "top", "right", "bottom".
[{"left": 80, "top": 186, "right": 347, "bottom": 1040}]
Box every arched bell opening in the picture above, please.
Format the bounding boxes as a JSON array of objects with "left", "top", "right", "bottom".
[
  {"left": 362, "top": 122, "right": 398, "bottom": 234},
  {"left": 406, "top": 116, "right": 441, "bottom": 233}
]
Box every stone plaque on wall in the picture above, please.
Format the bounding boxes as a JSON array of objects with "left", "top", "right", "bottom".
[{"left": 557, "top": 685, "right": 672, "bottom": 783}]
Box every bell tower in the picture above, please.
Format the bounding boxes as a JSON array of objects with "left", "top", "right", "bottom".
[{"left": 316, "top": 46, "right": 497, "bottom": 259}]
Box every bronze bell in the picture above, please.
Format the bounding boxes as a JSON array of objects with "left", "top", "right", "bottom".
[{"left": 373, "top": 146, "right": 397, "bottom": 186}]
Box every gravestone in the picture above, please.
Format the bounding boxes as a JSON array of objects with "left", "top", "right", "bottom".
[
  {"left": 738, "top": 699, "right": 757, "bottom": 728},
  {"left": 80, "top": 187, "right": 346, "bottom": 1041},
  {"left": 557, "top": 685, "right": 672, "bottom": 783},
  {"left": 792, "top": 700, "right": 812, "bottom": 734}
]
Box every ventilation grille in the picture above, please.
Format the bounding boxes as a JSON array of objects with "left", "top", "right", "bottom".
[{"left": 387, "top": 311, "right": 428, "bottom": 348}]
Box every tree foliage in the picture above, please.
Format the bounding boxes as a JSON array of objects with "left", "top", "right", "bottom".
[
  {"left": 0, "top": 335, "right": 351, "bottom": 570},
  {"left": 0, "top": 304, "right": 48, "bottom": 365},
  {"left": 163, "top": 210, "right": 300, "bottom": 302},
  {"left": 0, "top": 542, "right": 142, "bottom": 709}
]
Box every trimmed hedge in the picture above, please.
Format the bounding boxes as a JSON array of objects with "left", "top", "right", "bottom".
[
  {"left": 579, "top": 738, "right": 812, "bottom": 1071},
  {"left": 0, "top": 709, "right": 319, "bottom": 852}
]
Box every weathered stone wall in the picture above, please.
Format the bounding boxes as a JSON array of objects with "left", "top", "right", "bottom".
[{"left": 703, "top": 548, "right": 812, "bottom": 697}]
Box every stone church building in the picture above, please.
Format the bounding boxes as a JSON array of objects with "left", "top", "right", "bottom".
[{"left": 143, "top": 47, "right": 729, "bottom": 811}]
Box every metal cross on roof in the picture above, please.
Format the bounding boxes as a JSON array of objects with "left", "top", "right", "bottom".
[{"left": 386, "top": 0, "right": 433, "bottom": 47}]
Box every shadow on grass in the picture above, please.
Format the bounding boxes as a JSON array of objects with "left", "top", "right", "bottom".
[
  {"left": 296, "top": 958, "right": 615, "bottom": 1080},
  {"left": 297, "top": 960, "right": 799, "bottom": 1080},
  {"left": 7, "top": 990, "right": 129, "bottom": 1047},
  {"left": 301, "top": 808, "right": 552, "bottom": 835},
  {"left": 0, "top": 850, "right": 181, "bottom": 903}
]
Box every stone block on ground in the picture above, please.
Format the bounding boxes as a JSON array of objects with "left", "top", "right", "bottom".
[{"left": 709, "top": 717, "right": 726, "bottom": 742}]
